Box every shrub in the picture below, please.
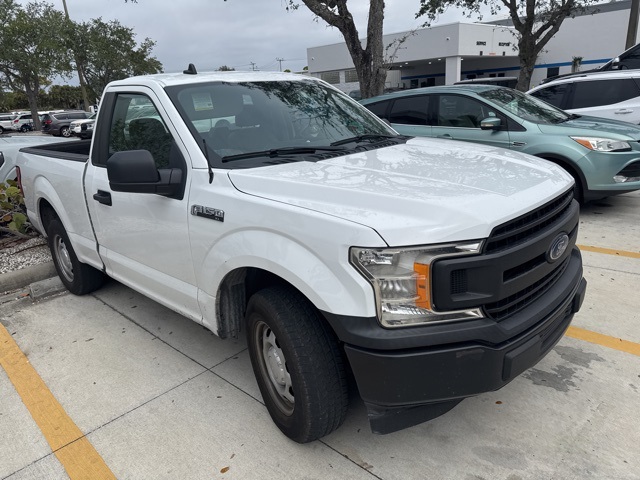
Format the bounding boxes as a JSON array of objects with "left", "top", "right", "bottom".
[{"left": 0, "top": 180, "right": 32, "bottom": 238}]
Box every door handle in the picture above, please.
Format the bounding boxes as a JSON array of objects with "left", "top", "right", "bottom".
[
  {"left": 615, "top": 109, "right": 633, "bottom": 114},
  {"left": 437, "top": 134, "right": 452, "bottom": 139},
  {"left": 93, "top": 190, "right": 112, "bottom": 206}
]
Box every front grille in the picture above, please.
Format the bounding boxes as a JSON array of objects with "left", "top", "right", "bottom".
[
  {"left": 431, "top": 188, "right": 579, "bottom": 322},
  {"left": 485, "top": 188, "right": 574, "bottom": 254},
  {"left": 485, "top": 257, "right": 570, "bottom": 321}
]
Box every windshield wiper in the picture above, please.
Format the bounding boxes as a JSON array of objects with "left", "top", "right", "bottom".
[
  {"left": 221, "top": 145, "right": 346, "bottom": 163},
  {"left": 556, "top": 113, "right": 581, "bottom": 123},
  {"left": 330, "top": 134, "right": 399, "bottom": 146}
]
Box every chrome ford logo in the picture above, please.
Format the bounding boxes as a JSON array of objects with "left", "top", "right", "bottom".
[{"left": 548, "top": 233, "right": 570, "bottom": 263}]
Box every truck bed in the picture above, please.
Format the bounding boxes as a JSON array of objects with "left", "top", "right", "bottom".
[{"left": 20, "top": 139, "right": 92, "bottom": 162}]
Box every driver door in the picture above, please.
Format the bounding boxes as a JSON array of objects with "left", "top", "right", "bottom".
[{"left": 84, "top": 88, "right": 202, "bottom": 322}]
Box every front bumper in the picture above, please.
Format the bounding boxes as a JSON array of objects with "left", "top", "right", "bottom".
[{"left": 324, "top": 250, "right": 586, "bottom": 434}]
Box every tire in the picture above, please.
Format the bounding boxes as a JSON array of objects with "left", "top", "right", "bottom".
[
  {"left": 46, "top": 218, "right": 105, "bottom": 295},
  {"left": 20, "top": 124, "right": 29, "bottom": 133},
  {"left": 246, "top": 285, "right": 348, "bottom": 443},
  {"left": 60, "top": 126, "right": 70, "bottom": 137}
]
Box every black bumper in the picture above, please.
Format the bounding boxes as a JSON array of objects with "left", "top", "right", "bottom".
[{"left": 323, "top": 250, "right": 586, "bottom": 434}]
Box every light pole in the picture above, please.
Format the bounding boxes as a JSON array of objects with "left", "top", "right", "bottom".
[{"left": 61, "top": 0, "right": 91, "bottom": 111}]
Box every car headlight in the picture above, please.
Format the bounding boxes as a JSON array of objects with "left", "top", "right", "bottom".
[
  {"left": 570, "top": 136, "right": 631, "bottom": 152},
  {"left": 350, "top": 242, "right": 484, "bottom": 328}
]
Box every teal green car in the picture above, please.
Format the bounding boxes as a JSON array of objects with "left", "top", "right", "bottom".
[{"left": 360, "top": 85, "right": 640, "bottom": 202}]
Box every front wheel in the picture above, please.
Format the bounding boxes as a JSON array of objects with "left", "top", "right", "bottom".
[
  {"left": 246, "top": 286, "right": 348, "bottom": 443},
  {"left": 60, "top": 126, "right": 70, "bottom": 137},
  {"left": 46, "top": 218, "right": 105, "bottom": 295}
]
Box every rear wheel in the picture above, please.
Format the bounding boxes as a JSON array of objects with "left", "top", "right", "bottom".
[
  {"left": 46, "top": 218, "right": 105, "bottom": 295},
  {"left": 246, "top": 285, "right": 348, "bottom": 443}
]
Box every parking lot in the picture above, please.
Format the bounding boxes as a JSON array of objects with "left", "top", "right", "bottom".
[{"left": 1, "top": 192, "right": 639, "bottom": 480}]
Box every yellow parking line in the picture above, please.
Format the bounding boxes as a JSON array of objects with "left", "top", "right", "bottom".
[
  {"left": 0, "top": 323, "right": 116, "bottom": 480},
  {"left": 566, "top": 326, "right": 640, "bottom": 357},
  {"left": 577, "top": 244, "right": 640, "bottom": 259}
]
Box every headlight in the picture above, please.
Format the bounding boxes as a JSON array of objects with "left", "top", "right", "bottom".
[
  {"left": 350, "top": 242, "right": 484, "bottom": 328},
  {"left": 570, "top": 136, "right": 631, "bottom": 152}
]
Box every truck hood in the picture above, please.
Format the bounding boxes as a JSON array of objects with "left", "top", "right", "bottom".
[
  {"left": 537, "top": 115, "right": 640, "bottom": 140},
  {"left": 228, "top": 137, "right": 573, "bottom": 246}
]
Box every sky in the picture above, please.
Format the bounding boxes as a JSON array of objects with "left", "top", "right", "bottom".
[{"left": 16, "top": 0, "right": 488, "bottom": 75}]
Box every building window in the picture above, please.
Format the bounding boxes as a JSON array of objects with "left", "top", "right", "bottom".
[
  {"left": 320, "top": 71, "right": 340, "bottom": 84},
  {"left": 345, "top": 69, "right": 359, "bottom": 83}
]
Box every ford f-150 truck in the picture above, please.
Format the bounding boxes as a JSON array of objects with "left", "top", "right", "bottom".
[{"left": 16, "top": 68, "right": 587, "bottom": 443}]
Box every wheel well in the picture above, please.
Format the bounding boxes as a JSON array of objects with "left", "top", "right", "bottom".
[
  {"left": 215, "top": 267, "right": 314, "bottom": 339},
  {"left": 38, "top": 199, "right": 59, "bottom": 235},
  {"left": 537, "top": 154, "right": 585, "bottom": 202}
]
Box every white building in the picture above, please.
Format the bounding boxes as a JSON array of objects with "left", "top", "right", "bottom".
[{"left": 307, "top": 0, "right": 639, "bottom": 92}]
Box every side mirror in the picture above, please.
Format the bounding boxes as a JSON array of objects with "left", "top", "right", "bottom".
[
  {"left": 611, "top": 57, "right": 621, "bottom": 69},
  {"left": 107, "top": 150, "right": 182, "bottom": 196},
  {"left": 480, "top": 117, "right": 502, "bottom": 130}
]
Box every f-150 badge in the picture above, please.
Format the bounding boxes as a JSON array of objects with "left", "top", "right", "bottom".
[{"left": 191, "top": 205, "right": 224, "bottom": 222}]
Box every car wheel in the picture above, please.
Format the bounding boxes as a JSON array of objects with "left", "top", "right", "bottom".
[
  {"left": 245, "top": 285, "right": 348, "bottom": 443},
  {"left": 20, "top": 125, "right": 28, "bottom": 133},
  {"left": 46, "top": 218, "right": 105, "bottom": 295},
  {"left": 60, "top": 126, "right": 71, "bottom": 137}
]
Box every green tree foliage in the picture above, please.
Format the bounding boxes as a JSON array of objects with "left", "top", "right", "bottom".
[
  {"left": 74, "top": 18, "right": 163, "bottom": 101},
  {"left": 0, "top": 0, "right": 73, "bottom": 128},
  {"left": 416, "top": 0, "right": 599, "bottom": 91},
  {"left": 44, "top": 85, "right": 84, "bottom": 110}
]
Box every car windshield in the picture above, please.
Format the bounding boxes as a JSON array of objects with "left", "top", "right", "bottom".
[
  {"left": 166, "top": 80, "right": 397, "bottom": 166},
  {"left": 478, "top": 88, "right": 571, "bottom": 124}
]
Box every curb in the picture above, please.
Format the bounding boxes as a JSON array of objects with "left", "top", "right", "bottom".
[{"left": 1, "top": 261, "right": 58, "bottom": 294}]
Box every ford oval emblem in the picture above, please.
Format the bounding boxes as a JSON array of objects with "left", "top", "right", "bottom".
[{"left": 548, "top": 233, "right": 570, "bottom": 263}]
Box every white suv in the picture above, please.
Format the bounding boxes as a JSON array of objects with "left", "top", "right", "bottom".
[{"left": 528, "top": 71, "right": 640, "bottom": 124}]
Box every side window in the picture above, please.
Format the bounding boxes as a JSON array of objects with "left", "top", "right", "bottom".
[
  {"left": 570, "top": 79, "right": 640, "bottom": 108},
  {"left": 529, "top": 84, "right": 568, "bottom": 108},
  {"left": 108, "top": 93, "right": 176, "bottom": 169},
  {"left": 388, "top": 96, "right": 429, "bottom": 125},
  {"left": 365, "top": 100, "right": 390, "bottom": 119},
  {"left": 436, "top": 95, "right": 488, "bottom": 128}
]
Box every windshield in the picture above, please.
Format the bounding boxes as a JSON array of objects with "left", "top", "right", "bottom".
[
  {"left": 166, "top": 80, "right": 397, "bottom": 166},
  {"left": 478, "top": 88, "right": 571, "bottom": 124}
]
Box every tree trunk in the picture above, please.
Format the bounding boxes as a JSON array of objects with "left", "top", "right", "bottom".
[
  {"left": 516, "top": 37, "right": 537, "bottom": 92},
  {"left": 24, "top": 81, "right": 41, "bottom": 131},
  {"left": 301, "top": 0, "right": 387, "bottom": 99}
]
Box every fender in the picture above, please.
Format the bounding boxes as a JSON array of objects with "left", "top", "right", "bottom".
[
  {"left": 196, "top": 228, "right": 379, "bottom": 332},
  {"left": 31, "top": 173, "right": 103, "bottom": 270}
]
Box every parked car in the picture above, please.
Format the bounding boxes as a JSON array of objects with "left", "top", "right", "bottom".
[
  {"left": 541, "top": 41, "right": 640, "bottom": 84},
  {"left": 10, "top": 113, "right": 36, "bottom": 132},
  {"left": 528, "top": 70, "right": 640, "bottom": 125},
  {"left": 0, "top": 113, "right": 15, "bottom": 134},
  {"left": 41, "top": 110, "right": 91, "bottom": 137},
  {"left": 69, "top": 113, "right": 96, "bottom": 139},
  {"left": 360, "top": 85, "right": 640, "bottom": 202}
]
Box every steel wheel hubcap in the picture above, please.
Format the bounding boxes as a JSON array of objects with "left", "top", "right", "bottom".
[
  {"left": 257, "top": 321, "right": 294, "bottom": 415},
  {"left": 54, "top": 235, "right": 74, "bottom": 282}
]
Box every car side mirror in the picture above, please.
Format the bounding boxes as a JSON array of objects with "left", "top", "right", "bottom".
[
  {"left": 611, "top": 57, "right": 621, "bottom": 69},
  {"left": 107, "top": 150, "right": 182, "bottom": 197},
  {"left": 480, "top": 117, "right": 502, "bottom": 130}
]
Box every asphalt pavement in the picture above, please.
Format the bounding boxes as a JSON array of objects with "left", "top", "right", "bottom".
[{"left": 0, "top": 191, "right": 639, "bottom": 480}]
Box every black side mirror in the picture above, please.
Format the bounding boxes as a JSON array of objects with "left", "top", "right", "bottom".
[
  {"left": 107, "top": 150, "right": 183, "bottom": 197},
  {"left": 480, "top": 117, "right": 502, "bottom": 130}
]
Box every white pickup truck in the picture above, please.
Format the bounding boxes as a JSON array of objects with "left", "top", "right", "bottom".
[{"left": 16, "top": 68, "right": 587, "bottom": 443}]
